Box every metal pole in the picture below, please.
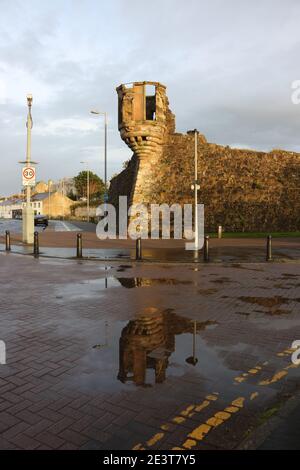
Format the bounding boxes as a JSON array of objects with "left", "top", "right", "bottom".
[
  {"left": 136, "top": 237, "right": 142, "bottom": 260},
  {"left": 104, "top": 113, "right": 107, "bottom": 193},
  {"left": 266, "top": 234, "right": 272, "bottom": 261},
  {"left": 26, "top": 101, "right": 31, "bottom": 207},
  {"left": 33, "top": 231, "right": 39, "bottom": 257},
  {"left": 22, "top": 95, "right": 34, "bottom": 244},
  {"left": 77, "top": 233, "right": 82, "bottom": 258},
  {"left": 203, "top": 235, "right": 209, "bottom": 262},
  {"left": 5, "top": 231, "right": 11, "bottom": 252},
  {"left": 194, "top": 130, "right": 198, "bottom": 251},
  {"left": 87, "top": 166, "right": 90, "bottom": 223}
]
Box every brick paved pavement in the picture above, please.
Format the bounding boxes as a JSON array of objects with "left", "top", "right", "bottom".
[{"left": 0, "top": 253, "right": 299, "bottom": 449}]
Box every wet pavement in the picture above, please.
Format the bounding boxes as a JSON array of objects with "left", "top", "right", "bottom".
[
  {"left": 1, "top": 242, "right": 300, "bottom": 263},
  {"left": 1, "top": 219, "right": 300, "bottom": 265},
  {"left": 0, "top": 254, "right": 299, "bottom": 449},
  {"left": 0, "top": 219, "right": 82, "bottom": 234}
]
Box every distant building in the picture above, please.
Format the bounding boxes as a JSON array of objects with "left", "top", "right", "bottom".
[
  {"left": 56, "top": 177, "right": 77, "bottom": 198},
  {"left": 31, "top": 191, "right": 74, "bottom": 218},
  {"left": 0, "top": 191, "right": 74, "bottom": 219},
  {"left": 34, "top": 181, "right": 49, "bottom": 194},
  {"left": 0, "top": 197, "right": 25, "bottom": 219}
]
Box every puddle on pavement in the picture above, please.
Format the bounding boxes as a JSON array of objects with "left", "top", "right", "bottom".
[
  {"left": 238, "top": 296, "right": 296, "bottom": 316},
  {"left": 67, "top": 307, "right": 226, "bottom": 392},
  {"left": 117, "top": 278, "right": 192, "bottom": 288},
  {"left": 56, "top": 276, "right": 193, "bottom": 298}
]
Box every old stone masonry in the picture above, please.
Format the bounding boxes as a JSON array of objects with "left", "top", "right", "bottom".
[{"left": 109, "top": 81, "right": 300, "bottom": 232}]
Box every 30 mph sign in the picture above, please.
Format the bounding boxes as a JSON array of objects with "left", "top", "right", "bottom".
[{"left": 22, "top": 166, "right": 36, "bottom": 186}]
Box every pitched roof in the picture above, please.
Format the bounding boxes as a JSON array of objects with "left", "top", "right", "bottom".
[{"left": 0, "top": 198, "right": 24, "bottom": 206}]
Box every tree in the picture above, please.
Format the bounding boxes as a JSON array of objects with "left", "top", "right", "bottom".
[{"left": 74, "top": 171, "right": 105, "bottom": 201}]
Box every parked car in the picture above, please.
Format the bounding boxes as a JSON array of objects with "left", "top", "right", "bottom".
[{"left": 34, "top": 215, "right": 48, "bottom": 226}]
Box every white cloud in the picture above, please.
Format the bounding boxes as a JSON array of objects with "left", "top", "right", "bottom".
[
  {"left": 0, "top": 0, "right": 300, "bottom": 195},
  {"left": 33, "top": 118, "right": 99, "bottom": 136}
]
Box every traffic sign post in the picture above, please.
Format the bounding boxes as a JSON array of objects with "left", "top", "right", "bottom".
[
  {"left": 22, "top": 94, "right": 35, "bottom": 244},
  {"left": 22, "top": 166, "right": 36, "bottom": 187}
]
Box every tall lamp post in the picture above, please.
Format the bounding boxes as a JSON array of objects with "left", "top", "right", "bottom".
[
  {"left": 90, "top": 110, "right": 108, "bottom": 203},
  {"left": 190, "top": 129, "right": 200, "bottom": 252},
  {"left": 22, "top": 94, "right": 35, "bottom": 244},
  {"left": 80, "top": 161, "right": 90, "bottom": 222}
]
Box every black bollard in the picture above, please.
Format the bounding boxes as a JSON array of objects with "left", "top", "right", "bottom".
[
  {"left": 266, "top": 234, "right": 272, "bottom": 261},
  {"left": 33, "top": 231, "right": 39, "bottom": 257},
  {"left": 136, "top": 237, "right": 142, "bottom": 261},
  {"left": 5, "top": 230, "right": 11, "bottom": 252},
  {"left": 76, "top": 233, "right": 82, "bottom": 258},
  {"left": 203, "top": 235, "right": 209, "bottom": 262}
]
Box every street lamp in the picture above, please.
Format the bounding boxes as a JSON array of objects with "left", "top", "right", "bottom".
[
  {"left": 80, "top": 161, "right": 90, "bottom": 222},
  {"left": 21, "top": 94, "right": 35, "bottom": 243},
  {"left": 190, "top": 129, "right": 200, "bottom": 252},
  {"left": 90, "top": 110, "right": 108, "bottom": 203}
]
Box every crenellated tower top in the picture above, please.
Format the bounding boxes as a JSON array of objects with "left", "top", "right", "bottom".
[{"left": 116, "top": 81, "right": 175, "bottom": 160}]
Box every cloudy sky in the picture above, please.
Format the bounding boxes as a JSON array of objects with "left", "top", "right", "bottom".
[{"left": 0, "top": 0, "right": 299, "bottom": 195}]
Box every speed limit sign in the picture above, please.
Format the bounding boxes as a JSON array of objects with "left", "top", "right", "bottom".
[{"left": 22, "top": 166, "right": 36, "bottom": 186}]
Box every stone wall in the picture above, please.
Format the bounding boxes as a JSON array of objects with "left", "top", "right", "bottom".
[{"left": 109, "top": 81, "right": 300, "bottom": 232}]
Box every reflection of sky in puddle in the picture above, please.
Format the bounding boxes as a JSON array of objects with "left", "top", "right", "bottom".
[
  {"left": 57, "top": 276, "right": 120, "bottom": 299},
  {"left": 66, "top": 315, "right": 231, "bottom": 394},
  {"left": 56, "top": 276, "right": 195, "bottom": 299}
]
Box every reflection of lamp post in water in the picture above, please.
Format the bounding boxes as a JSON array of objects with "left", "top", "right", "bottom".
[
  {"left": 93, "top": 320, "right": 109, "bottom": 349},
  {"left": 105, "top": 265, "right": 108, "bottom": 289},
  {"left": 185, "top": 320, "right": 198, "bottom": 366}
]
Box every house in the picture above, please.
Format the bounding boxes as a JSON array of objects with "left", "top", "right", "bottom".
[
  {"left": 0, "top": 197, "right": 25, "bottom": 219},
  {"left": 0, "top": 191, "right": 73, "bottom": 219},
  {"left": 30, "top": 191, "right": 74, "bottom": 218}
]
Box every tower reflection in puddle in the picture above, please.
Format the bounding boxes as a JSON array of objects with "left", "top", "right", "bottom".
[{"left": 117, "top": 307, "right": 216, "bottom": 387}]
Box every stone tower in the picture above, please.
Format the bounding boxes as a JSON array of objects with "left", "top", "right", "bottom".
[{"left": 116, "top": 81, "right": 175, "bottom": 205}]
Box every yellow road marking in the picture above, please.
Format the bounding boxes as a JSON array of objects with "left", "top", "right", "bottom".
[
  {"left": 160, "top": 424, "right": 170, "bottom": 431},
  {"left": 259, "top": 370, "right": 288, "bottom": 385},
  {"left": 132, "top": 344, "right": 296, "bottom": 450},
  {"left": 277, "top": 347, "right": 297, "bottom": 357},
  {"left": 224, "top": 405, "right": 240, "bottom": 413},
  {"left": 182, "top": 396, "right": 248, "bottom": 449},
  {"left": 146, "top": 433, "right": 165, "bottom": 447},
  {"left": 232, "top": 397, "right": 245, "bottom": 408},
  {"left": 195, "top": 400, "right": 210, "bottom": 412},
  {"left": 132, "top": 394, "right": 218, "bottom": 449},
  {"left": 132, "top": 443, "right": 145, "bottom": 450},
  {"left": 188, "top": 423, "right": 211, "bottom": 441}
]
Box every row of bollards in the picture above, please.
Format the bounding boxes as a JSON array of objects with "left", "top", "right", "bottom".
[{"left": 3, "top": 231, "right": 273, "bottom": 262}]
